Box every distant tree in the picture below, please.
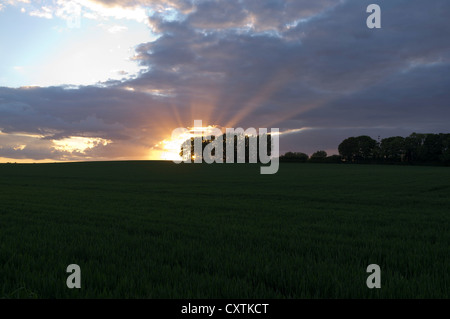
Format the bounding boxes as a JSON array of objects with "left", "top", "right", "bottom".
[
  {"left": 404, "top": 133, "right": 427, "bottom": 162},
  {"left": 309, "top": 150, "right": 327, "bottom": 162},
  {"left": 380, "top": 136, "right": 405, "bottom": 162},
  {"left": 324, "top": 155, "right": 342, "bottom": 163},
  {"left": 280, "top": 152, "right": 309, "bottom": 162},
  {"left": 439, "top": 134, "right": 450, "bottom": 164},
  {"left": 423, "top": 133, "right": 443, "bottom": 163},
  {"left": 338, "top": 137, "right": 358, "bottom": 162},
  {"left": 338, "top": 136, "right": 377, "bottom": 162},
  {"left": 338, "top": 132, "right": 450, "bottom": 165},
  {"left": 179, "top": 136, "right": 213, "bottom": 161},
  {"left": 179, "top": 133, "right": 272, "bottom": 163},
  {"left": 357, "top": 136, "right": 378, "bottom": 160}
]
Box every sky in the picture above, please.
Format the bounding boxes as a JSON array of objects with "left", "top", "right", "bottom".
[{"left": 0, "top": 0, "right": 449, "bottom": 162}]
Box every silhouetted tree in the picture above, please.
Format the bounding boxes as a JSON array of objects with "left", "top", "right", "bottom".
[
  {"left": 338, "top": 136, "right": 377, "bottom": 162},
  {"left": 380, "top": 136, "right": 405, "bottom": 162},
  {"left": 309, "top": 150, "right": 327, "bottom": 162},
  {"left": 180, "top": 133, "right": 272, "bottom": 163},
  {"left": 423, "top": 134, "right": 443, "bottom": 163},
  {"left": 324, "top": 155, "right": 342, "bottom": 163},
  {"left": 439, "top": 134, "right": 450, "bottom": 164},
  {"left": 338, "top": 137, "right": 358, "bottom": 162},
  {"left": 338, "top": 133, "right": 450, "bottom": 165},
  {"left": 404, "top": 133, "right": 426, "bottom": 162},
  {"left": 280, "top": 152, "right": 309, "bottom": 162}
]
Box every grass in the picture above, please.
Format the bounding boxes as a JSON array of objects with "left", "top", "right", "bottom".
[{"left": 0, "top": 161, "right": 449, "bottom": 298}]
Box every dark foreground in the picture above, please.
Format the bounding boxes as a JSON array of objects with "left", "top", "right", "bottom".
[{"left": 0, "top": 161, "right": 449, "bottom": 298}]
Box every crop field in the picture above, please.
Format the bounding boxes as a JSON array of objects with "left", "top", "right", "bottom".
[{"left": 0, "top": 161, "right": 449, "bottom": 298}]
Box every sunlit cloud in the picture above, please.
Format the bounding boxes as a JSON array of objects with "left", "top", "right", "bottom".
[
  {"left": 13, "top": 144, "right": 26, "bottom": 151},
  {"left": 74, "top": 0, "right": 149, "bottom": 23},
  {"left": 29, "top": 5, "right": 53, "bottom": 19},
  {"left": 107, "top": 24, "right": 128, "bottom": 33},
  {"left": 52, "top": 136, "right": 111, "bottom": 153},
  {"left": 275, "top": 127, "right": 314, "bottom": 136},
  {"left": 5, "top": 0, "right": 150, "bottom": 24},
  {"left": 3, "top": 0, "right": 31, "bottom": 6}
]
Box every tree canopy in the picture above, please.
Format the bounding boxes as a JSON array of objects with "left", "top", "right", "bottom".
[
  {"left": 179, "top": 133, "right": 272, "bottom": 163},
  {"left": 280, "top": 132, "right": 450, "bottom": 165}
]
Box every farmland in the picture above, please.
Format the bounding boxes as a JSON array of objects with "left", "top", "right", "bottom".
[{"left": 0, "top": 161, "right": 449, "bottom": 298}]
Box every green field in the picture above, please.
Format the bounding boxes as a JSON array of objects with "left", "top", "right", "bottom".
[{"left": 0, "top": 161, "right": 449, "bottom": 298}]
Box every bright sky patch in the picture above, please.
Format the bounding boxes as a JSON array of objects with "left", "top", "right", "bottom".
[{"left": 0, "top": 1, "right": 156, "bottom": 87}]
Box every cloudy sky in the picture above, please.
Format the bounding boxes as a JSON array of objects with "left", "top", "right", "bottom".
[{"left": 0, "top": 0, "right": 449, "bottom": 162}]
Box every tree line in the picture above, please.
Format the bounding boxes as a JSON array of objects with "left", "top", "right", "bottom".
[
  {"left": 180, "top": 134, "right": 272, "bottom": 162},
  {"left": 280, "top": 133, "right": 450, "bottom": 165}
]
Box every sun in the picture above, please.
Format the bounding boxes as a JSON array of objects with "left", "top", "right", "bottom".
[{"left": 153, "top": 124, "right": 222, "bottom": 161}]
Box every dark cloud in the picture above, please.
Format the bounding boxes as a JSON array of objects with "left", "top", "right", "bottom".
[{"left": 1, "top": 0, "right": 450, "bottom": 160}]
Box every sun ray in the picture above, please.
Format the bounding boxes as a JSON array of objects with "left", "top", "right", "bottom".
[
  {"left": 224, "top": 68, "right": 293, "bottom": 128},
  {"left": 262, "top": 98, "right": 332, "bottom": 129}
]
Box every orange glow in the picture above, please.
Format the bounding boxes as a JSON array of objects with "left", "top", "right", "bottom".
[{"left": 152, "top": 123, "right": 221, "bottom": 161}]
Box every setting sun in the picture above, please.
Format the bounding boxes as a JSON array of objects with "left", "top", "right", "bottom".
[{"left": 153, "top": 124, "right": 222, "bottom": 161}]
